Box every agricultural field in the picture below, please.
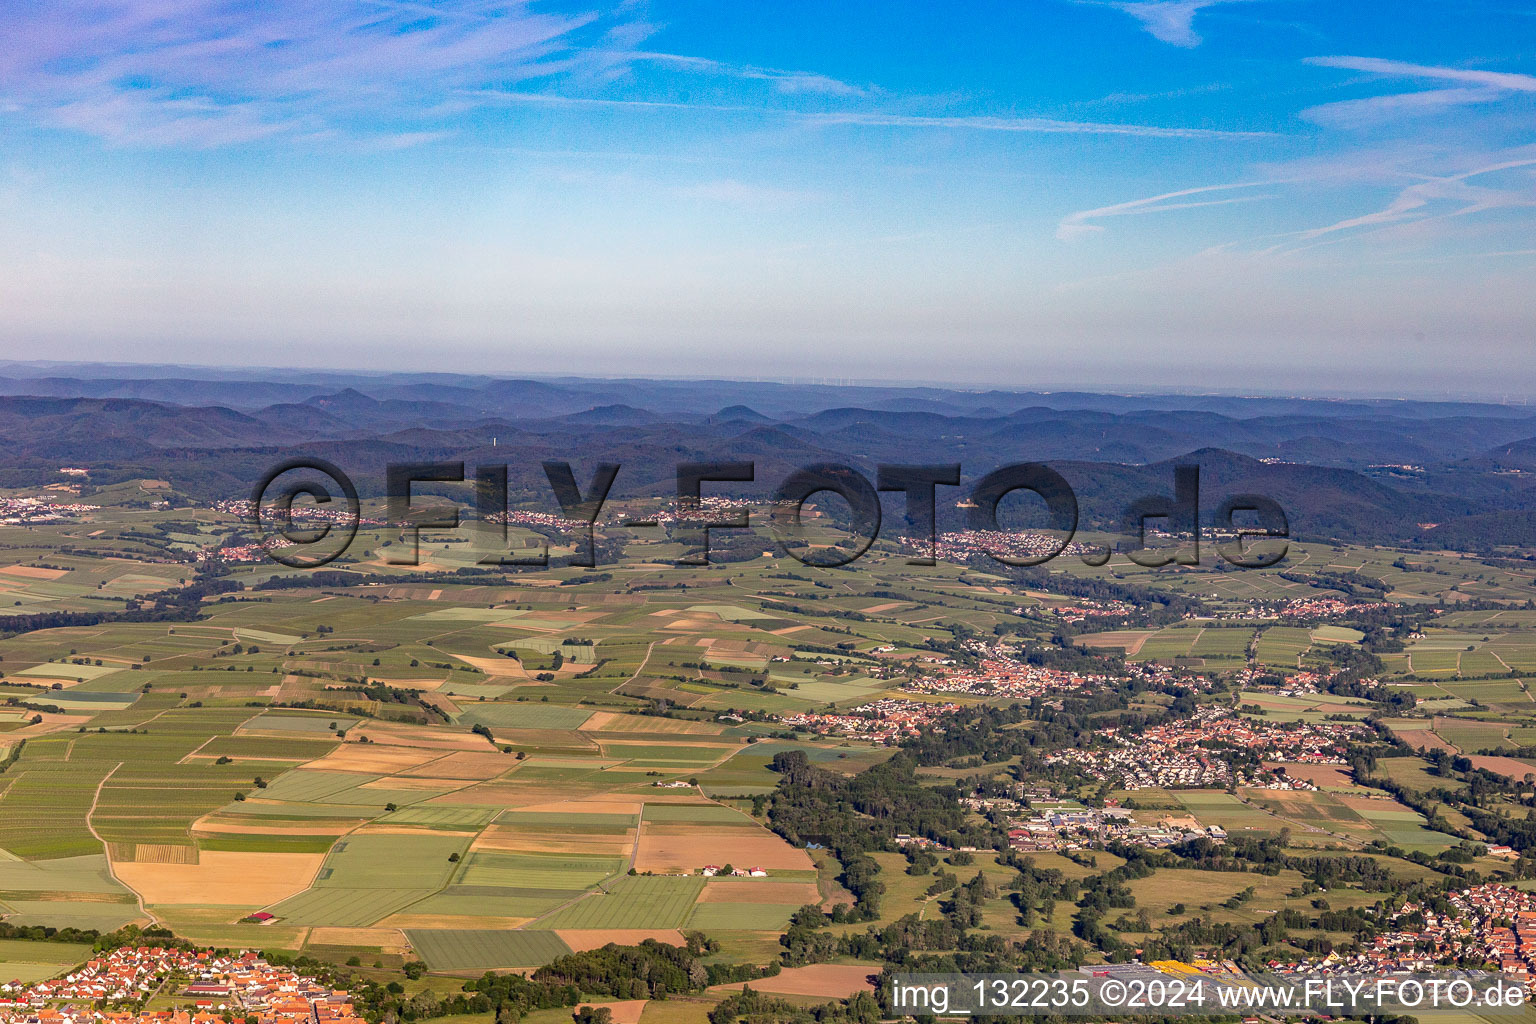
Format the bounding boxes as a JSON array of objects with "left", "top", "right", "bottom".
[
  {"left": 3, "top": 497, "right": 1536, "bottom": 993},
  {"left": 0, "top": 938, "right": 95, "bottom": 983},
  {"left": 0, "top": 512, "right": 975, "bottom": 966}
]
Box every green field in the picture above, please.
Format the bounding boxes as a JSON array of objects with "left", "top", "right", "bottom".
[
  {"left": 407, "top": 929, "right": 574, "bottom": 971},
  {"left": 0, "top": 937, "right": 94, "bottom": 981},
  {"left": 531, "top": 875, "right": 705, "bottom": 929}
]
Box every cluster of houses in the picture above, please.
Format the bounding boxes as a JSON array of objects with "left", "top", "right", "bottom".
[
  {"left": 781, "top": 697, "right": 960, "bottom": 743},
  {"left": 209, "top": 499, "right": 384, "bottom": 528},
  {"left": 211, "top": 539, "right": 300, "bottom": 563},
  {"left": 1038, "top": 599, "right": 1134, "bottom": 623},
  {"left": 0, "top": 496, "right": 98, "bottom": 525},
  {"left": 1047, "top": 741, "right": 1249, "bottom": 792},
  {"left": 1277, "top": 596, "right": 1391, "bottom": 620},
  {"left": 697, "top": 865, "right": 769, "bottom": 877},
  {"left": 1001, "top": 803, "right": 1228, "bottom": 852},
  {"left": 0, "top": 947, "right": 360, "bottom": 1024},
  {"left": 893, "top": 834, "right": 955, "bottom": 853},
  {"left": 1046, "top": 708, "right": 1366, "bottom": 791},
  {"left": 924, "top": 529, "right": 1100, "bottom": 564},
  {"left": 1133, "top": 707, "right": 1371, "bottom": 764},
  {"left": 1283, "top": 884, "right": 1536, "bottom": 980},
  {"left": 904, "top": 655, "right": 1112, "bottom": 699},
  {"left": 493, "top": 495, "right": 752, "bottom": 530}
]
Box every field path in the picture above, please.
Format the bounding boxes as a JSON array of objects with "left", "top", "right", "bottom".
[
  {"left": 521, "top": 881, "right": 601, "bottom": 930},
  {"left": 1234, "top": 792, "right": 1360, "bottom": 847},
  {"left": 611, "top": 640, "right": 660, "bottom": 694},
  {"left": 88, "top": 762, "right": 159, "bottom": 925},
  {"left": 626, "top": 804, "right": 645, "bottom": 873}
]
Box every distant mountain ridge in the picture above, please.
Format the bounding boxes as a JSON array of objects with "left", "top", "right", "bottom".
[{"left": 0, "top": 371, "right": 1532, "bottom": 550}]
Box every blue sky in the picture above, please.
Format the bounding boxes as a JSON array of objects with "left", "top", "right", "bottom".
[{"left": 0, "top": 1, "right": 1533, "bottom": 396}]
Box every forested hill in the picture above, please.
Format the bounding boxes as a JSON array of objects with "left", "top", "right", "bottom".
[{"left": 1, "top": 370, "right": 1534, "bottom": 551}]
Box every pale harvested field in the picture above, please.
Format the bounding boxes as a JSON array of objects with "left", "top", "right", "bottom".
[
  {"left": 401, "top": 751, "right": 515, "bottom": 780},
  {"left": 1336, "top": 794, "right": 1407, "bottom": 813},
  {"left": 582, "top": 712, "right": 723, "bottom": 735},
  {"left": 1468, "top": 755, "right": 1536, "bottom": 780},
  {"left": 516, "top": 797, "right": 645, "bottom": 815},
  {"left": 597, "top": 766, "right": 680, "bottom": 778},
  {"left": 602, "top": 741, "right": 737, "bottom": 756},
  {"left": 634, "top": 827, "right": 813, "bottom": 873},
  {"left": 417, "top": 693, "right": 459, "bottom": 717},
  {"left": 428, "top": 784, "right": 586, "bottom": 807},
  {"left": 380, "top": 914, "right": 532, "bottom": 929},
  {"left": 278, "top": 676, "right": 321, "bottom": 699},
  {"left": 1250, "top": 790, "right": 1327, "bottom": 812},
  {"left": 305, "top": 745, "right": 442, "bottom": 774},
  {"left": 354, "top": 824, "right": 479, "bottom": 838},
  {"left": 360, "top": 776, "right": 467, "bottom": 792},
  {"left": 115, "top": 851, "right": 325, "bottom": 905},
  {"left": 642, "top": 795, "right": 721, "bottom": 808},
  {"left": 309, "top": 927, "right": 409, "bottom": 952},
  {"left": 557, "top": 929, "right": 686, "bottom": 953},
  {"left": 710, "top": 639, "right": 749, "bottom": 652},
  {"left": 664, "top": 619, "right": 717, "bottom": 631},
  {"left": 472, "top": 828, "right": 635, "bottom": 856},
  {"left": 712, "top": 964, "right": 878, "bottom": 998},
  {"left": 194, "top": 818, "right": 351, "bottom": 837},
  {"left": 1264, "top": 762, "right": 1354, "bottom": 788},
  {"left": 572, "top": 1001, "right": 647, "bottom": 1024},
  {"left": 1076, "top": 630, "right": 1152, "bottom": 655},
  {"left": 1415, "top": 731, "right": 1459, "bottom": 754},
  {"left": 863, "top": 602, "right": 906, "bottom": 613},
  {"left": 351, "top": 722, "right": 493, "bottom": 750},
  {"left": 697, "top": 880, "right": 819, "bottom": 904},
  {"left": 451, "top": 655, "right": 533, "bottom": 679},
  {"left": 1383, "top": 719, "right": 1461, "bottom": 754},
  {"left": 121, "top": 844, "right": 198, "bottom": 864},
  {"left": 0, "top": 565, "right": 68, "bottom": 579},
  {"left": 10, "top": 712, "right": 82, "bottom": 738}
]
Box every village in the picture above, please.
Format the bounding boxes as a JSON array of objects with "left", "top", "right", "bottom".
[
  {"left": 1061, "top": 884, "right": 1536, "bottom": 998},
  {"left": 0, "top": 946, "right": 359, "bottom": 1024},
  {"left": 1279, "top": 884, "right": 1536, "bottom": 980},
  {"left": 1276, "top": 596, "right": 1393, "bottom": 620},
  {"left": 778, "top": 697, "right": 961, "bottom": 743},
  {"left": 1045, "top": 707, "right": 1368, "bottom": 791},
  {"left": 0, "top": 496, "right": 99, "bottom": 525},
  {"left": 1040, "top": 602, "right": 1134, "bottom": 624},
  {"left": 926, "top": 529, "right": 1101, "bottom": 565},
  {"left": 904, "top": 656, "right": 1113, "bottom": 699}
]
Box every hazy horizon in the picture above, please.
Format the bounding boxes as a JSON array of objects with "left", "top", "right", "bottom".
[{"left": 0, "top": 355, "right": 1530, "bottom": 406}]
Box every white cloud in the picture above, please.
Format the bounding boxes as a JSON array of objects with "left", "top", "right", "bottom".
[
  {"left": 1305, "top": 56, "right": 1536, "bottom": 93},
  {"left": 473, "top": 93, "right": 1271, "bottom": 139},
  {"left": 1056, "top": 181, "right": 1273, "bottom": 240},
  {"left": 1077, "top": 0, "right": 1252, "bottom": 48},
  {"left": 629, "top": 52, "right": 870, "bottom": 97},
  {"left": 803, "top": 111, "right": 1270, "bottom": 139},
  {"left": 1284, "top": 155, "right": 1536, "bottom": 245},
  {"left": 0, "top": 0, "right": 609, "bottom": 146},
  {"left": 1303, "top": 56, "right": 1536, "bottom": 128}
]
